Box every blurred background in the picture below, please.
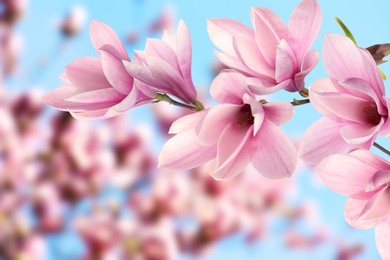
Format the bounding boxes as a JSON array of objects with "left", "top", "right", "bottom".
[{"left": 0, "top": 0, "right": 389, "bottom": 259}]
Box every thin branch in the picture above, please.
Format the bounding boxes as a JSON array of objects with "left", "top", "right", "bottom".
[
  {"left": 373, "top": 142, "right": 390, "bottom": 156},
  {"left": 291, "top": 98, "right": 310, "bottom": 106}
]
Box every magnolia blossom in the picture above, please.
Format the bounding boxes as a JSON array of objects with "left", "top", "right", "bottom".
[
  {"left": 316, "top": 150, "right": 390, "bottom": 259},
  {"left": 43, "top": 20, "right": 155, "bottom": 120},
  {"left": 159, "top": 70, "right": 297, "bottom": 179},
  {"left": 123, "top": 20, "right": 198, "bottom": 104},
  {"left": 300, "top": 34, "right": 390, "bottom": 166},
  {"left": 208, "top": 0, "right": 321, "bottom": 94}
]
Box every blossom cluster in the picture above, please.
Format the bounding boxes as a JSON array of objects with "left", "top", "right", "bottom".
[{"left": 7, "top": 0, "right": 390, "bottom": 258}]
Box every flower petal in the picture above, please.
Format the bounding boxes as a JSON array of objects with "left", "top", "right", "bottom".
[
  {"left": 247, "top": 78, "right": 290, "bottom": 95},
  {"left": 375, "top": 221, "right": 390, "bottom": 260},
  {"left": 211, "top": 124, "right": 251, "bottom": 180},
  {"left": 232, "top": 34, "right": 273, "bottom": 79},
  {"left": 99, "top": 48, "right": 133, "bottom": 95},
  {"left": 360, "top": 186, "right": 390, "bottom": 221},
  {"left": 323, "top": 34, "right": 366, "bottom": 81},
  {"left": 275, "top": 39, "right": 296, "bottom": 83},
  {"left": 64, "top": 57, "right": 110, "bottom": 91},
  {"left": 169, "top": 110, "right": 208, "bottom": 134},
  {"left": 158, "top": 130, "right": 217, "bottom": 170},
  {"left": 299, "top": 117, "right": 359, "bottom": 166},
  {"left": 340, "top": 120, "right": 383, "bottom": 145},
  {"left": 176, "top": 20, "right": 193, "bottom": 81},
  {"left": 196, "top": 104, "right": 240, "bottom": 145},
  {"left": 344, "top": 199, "right": 377, "bottom": 229},
  {"left": 207, "top": 18, "right": 253, "bottom": 57},
  {"left": 263, "top": 102, "right": 294, "bottom": 126},
  {"left": 210, "top": 70, "right": 251, "bottom": 104},
  {"left": 288, "top": 0, "right": 321, "bottom": 63},
  {"left": 250, "top": 120, "right": 297, "bottom": 179},
  {"left": 251, "top": 8, "right": 285, "bottom": 66},
  {"left": 89, "top": 20, "right": 128, "bottom": 60},
  {"left": 315, "top": 153, "right": 378, "bottom": 197}
]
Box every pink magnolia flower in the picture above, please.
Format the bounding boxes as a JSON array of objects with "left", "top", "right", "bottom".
[
  {"left": 300, "top": 34, "right": 390, "bottom": 166},
  {"left": 43, "top": 20, "right": 155, "bottom": 120},
  {"left": 158, "top": 70, "right": 297, "bottom": 179},
  {"left": 316, "top": 149, "right": 390, "bottom": 259},
  {"left": 207, "top": 0, "right": 321, "bottom": 94},
  {"left": 123, "top": 20, "right": 198, "bottom": 105}
]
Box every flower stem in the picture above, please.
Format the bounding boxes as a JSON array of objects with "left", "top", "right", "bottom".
[
  {"left": 373, "top": 142, "right": 390, "bottom": 156},
  {"left": 290, "top": 98, "right": 310, "bottom": 106},
  {"left": 154, "top": 93, "right": 201, "bottom": 111}
]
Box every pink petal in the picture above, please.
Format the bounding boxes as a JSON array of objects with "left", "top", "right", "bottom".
[
  {"left": 367, "top": 170, "right": 390, "bottom": 191},
  {"left": 89, "top": 20, "right": 128, "bottom": 60},
  {"left": 340, "top": 78, "right": 387, "bottom": 116},
  {"left": 66, "top": 88, "right": 124, "bottom": 104},
  {"left": 299, "top": 117, "right": 358, "bottom": 166},
  {"left": 64, "top": 57, "right": 110, "bottom": 90},
  {"left": 315, "top": 153, "right": 378, "bottom": 197},
  {"left": 158, "top": 130, "right": 217, "bottom": 170},
  {"left": 360, "top": 186, "right": 390, "bottom": 220},
  {"left": 349, "top": 149, "right": 390, "bottom": 171},
  {"left": 263, "top": 102, "right": 294, "bottom": 126},
  {"left": 275, "top": 40, "right": 296, "bottom": 83},
  {"left": 210, "top": 70, "right": 251, "bottom": 104},
  {"left": 43, "top": 86, "right": 119, "bottom": 111},
  {"left": 359, "top": 49, "right": 386, "bottom": 102},
  {"left": 169, "top": 110, "right": 208, "bottom": 134},
  {"left": 312, "top": 92, "right": 370, "bottom": 124},
  {"left": 145, "top": 38, "right": 180, "bottom": 73},
  {"left": 108, "top": 81, "right": 154, "bottom": 113},
  {"left": 214, "top": 50, "right": 255, "bottom": 76},
  {"left": 310, "top": 78, "right": 343, "bottom": 116},
  {"left": 71, "top": 108, "right": 115, "bottom": 120},
  {"left": 340, "top": 120, "right": 383, "bottom": 144},
  {"left": 207, "top": 18, "right": 253, "bottom": 57},
  {"left": 232, "top": 35, "right": 273, "bottom": 79},
  {"left": 196, "top": 104, "right": 240, "bottom": 145},
  {"left": 323, "top": 34, "right": 366, "bottom": 81},
  {"left": 293, "top": 50, "right": 319, "bottom": 92},
  {"left": 344, "top": 199, "right": 378, "bottom": 229},
  {"left": 288, "top": 0, "right": 321, "bottom": 63},
  {"left": 250, "top": 120, "right": 297, "bottom": 179},
  {"left": 99, "top": 48, "right": 133, "bottom": 95},
  {"left": 176, "top": 20, "right": 192, "bottom": 81},
  {"left": 251, "top": 8, "right": 285, "bottom": 67},
  {"left": 211, "top": 124, "right": 251, "bottom": 179},
  {"left": 375, "top": 221, "right": 390, "bottom": 260},
  {"left": 242, "top": 94, "right": 265, "bottom": 136},
  {"left": 123, "top": 60, "right": 160, "bottom": 87},
  {"left": 247, "top": 78, "right": 290, "bottom": 95},
  {"left": 147, "top": 56, "right": 196, "bottom": 103}
]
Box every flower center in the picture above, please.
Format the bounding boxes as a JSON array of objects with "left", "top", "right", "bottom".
[
  {"left": 362, "top": 102, "right": 382, "bottom": 125},
  {"left": 236, "top": 104, "right": 254, "bottom": 128}
]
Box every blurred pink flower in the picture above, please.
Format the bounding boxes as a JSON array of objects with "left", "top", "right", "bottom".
[
  {"left": 300, "top": 34, "right": 390, "bottom": 166},
  {"left": 208, "top": 0, "right": 321, "bottom": 94},
  {"left": 59, "top": 5, "right": 87, "bottom": 37},
  {"left": 159, "top": 70, "right": 297, "bottom": 179},
  {"left": 124, "top": 20, "right": 198, "bottom": 104},
  {"left": 316, "top": 149, "right": 390, "bottom": 259},
  {"left": 43, "top": 20, "right": 155, "bottom": 119}
]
